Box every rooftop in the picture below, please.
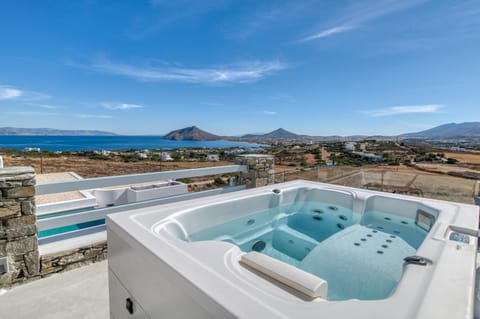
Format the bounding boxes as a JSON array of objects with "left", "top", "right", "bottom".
[{"left": 0, "top": 261, "right": 108, "bottom": 319}]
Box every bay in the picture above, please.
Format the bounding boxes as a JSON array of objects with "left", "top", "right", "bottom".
[{"left": 0, "top": 136, "right": 263, "bottom": 151}]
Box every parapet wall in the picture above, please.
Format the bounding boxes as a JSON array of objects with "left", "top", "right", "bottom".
[
  {"left": 40, "top": 241, "right": 108, "bottom": 277},
  {"left": 235, "top": 154, "right": 275, "bottom": 188}
]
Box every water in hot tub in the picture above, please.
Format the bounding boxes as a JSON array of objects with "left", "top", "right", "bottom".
[{"left": 188, "top": 201, "right": 429, "bottom": 300}]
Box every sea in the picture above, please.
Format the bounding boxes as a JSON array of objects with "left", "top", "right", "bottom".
[{"left": 0, "top": 136, "right": 263, "bottom": 151}]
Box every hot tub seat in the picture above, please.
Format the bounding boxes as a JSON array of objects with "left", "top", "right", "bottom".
[{"left": 299, "top": 224, "right": 415, "bottom": 300}]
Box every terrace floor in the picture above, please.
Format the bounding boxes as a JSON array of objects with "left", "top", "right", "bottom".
[
  {"left": 36, "top": 172, "right": 86, "bottom": 205},
  {"left": 0, "top": 261, "right": 109, "bottom": 319}
]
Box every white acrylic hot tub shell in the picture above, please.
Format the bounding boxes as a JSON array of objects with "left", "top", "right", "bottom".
[{"left": 107, "top": 180, "right": 479, "bottom": 319}]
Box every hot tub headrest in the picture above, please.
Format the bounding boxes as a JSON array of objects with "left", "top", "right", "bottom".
[{"left": 240, "top": 251, "right": 328, "bottom": 299}]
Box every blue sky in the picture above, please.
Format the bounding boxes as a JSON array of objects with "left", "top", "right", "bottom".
[{"left": 0, "top": 0, "right": 479, "bottom": 136}]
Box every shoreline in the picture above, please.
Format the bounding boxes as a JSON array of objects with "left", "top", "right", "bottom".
[{"left": 0, "top": 135, "right": 265, "bottom": 152}]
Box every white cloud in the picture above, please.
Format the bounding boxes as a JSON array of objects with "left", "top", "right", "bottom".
[
  {"left": 0, "top": 85, "right": 50, "bottom": 101},
  {"left": 101, "top": 102, "right": 145, "bottom": 110},
  {"left": 7, "top": 111, "right": 112, "bottom": 119},
  {"left": 300, "top": 0, "right": 425, "bottom": 42},
  {"left": 90, "top": 58, "right": 287, "bottom": 84},
  {"left": 300, "top": 25, "right": 357, "bottom": 42},
  {"left": 0, "top": 86, "right": 23, "bottom": 100},
  {"left": 257, "top": 110, "right": 276, "bottom": 115},
  {"left": 365, "top": 104, "right": 444, "bottom": 117}
]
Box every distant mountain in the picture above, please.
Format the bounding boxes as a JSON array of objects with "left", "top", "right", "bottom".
[
  {"left": 401, "top": 122, "right": 480, "bottom": 138},
  {"left": 242, "top": 128, "right": 302, "bottom": 140},
  {"left": 163, "top": 126, "right": 221, "bottom": 141},
  {"left": 0, "top": 127, "right": 117, "bottom": 136}
]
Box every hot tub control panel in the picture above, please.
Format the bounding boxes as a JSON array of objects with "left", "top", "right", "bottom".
[{"left": 449, "top": 232, "right": 470, "bottom": 244}]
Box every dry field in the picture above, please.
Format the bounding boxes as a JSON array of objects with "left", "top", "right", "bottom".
[
  {"left": 443, "top": 152, "right": 480, "bottom": 164},
  {"left": 1, "top": 154, "right": 233, "bottom": 178},
  {"left": 303, "top": 153, "right": 316, "bottom": 165},
  {"left": 329, "top": 170, "right": 476, "bottom": 204},
  {"left": 415, "top": 163, "right": 480, "bottom": 175},
  {"left": 274, "top": 165, "right": 477, "bottom": 204}
]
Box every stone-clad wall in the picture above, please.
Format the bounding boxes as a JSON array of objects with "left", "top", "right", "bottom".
[
  {"left": 40, "top": 242, "right": 108, "bottom": 277},
  {"left": 0, "top": 167, "right": 39, "bottom": 286},
  {"left": 235, "top": 155, "right": 275, "bottom": 188}
]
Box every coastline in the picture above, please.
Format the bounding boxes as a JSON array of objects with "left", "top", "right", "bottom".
[{"left": 0, "top": 135, "right": 264, "bottom": 151}]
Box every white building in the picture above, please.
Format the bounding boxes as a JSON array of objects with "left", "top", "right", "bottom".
[
  {"left": 345, "top": 142, "right": 356, "bottom": 151},
  {"left": 205, "top": 154, "right": 219, "bottom": 162},
  {"left": 135, "top": 152, "right": 148, "bottom": 159},
  {"left": 161, "top": 152, "right": 173, "bottom": 161},
  {"left": 94, "top": 150, "right": 111, "bottom": 156},
  {"left": 352, "top": 151, "right": 383, "bottom": 162}
]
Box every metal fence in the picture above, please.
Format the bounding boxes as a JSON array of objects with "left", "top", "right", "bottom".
[{"left": 272, "top": 165, "right": 478, "bottom": 204}]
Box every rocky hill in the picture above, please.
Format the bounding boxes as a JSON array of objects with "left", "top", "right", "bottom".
[
  {"left": 163, "top": 126, "right": 221, "bottom": 141},
  {"left": 242, "top": 128, "right": 302, "bottom": 140}
]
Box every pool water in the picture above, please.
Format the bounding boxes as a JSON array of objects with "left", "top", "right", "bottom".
[
  {"left": 38, "top": 219, "right": 105, "bottom": 238},
  {"left": 188, "top": 201, "right": 429, "bottom": 300},
  {"left": 37, "top": 208, "right": 106, "bottom": 239}
]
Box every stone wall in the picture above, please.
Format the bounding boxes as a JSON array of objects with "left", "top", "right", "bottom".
[
  {"left": 40, "top": 241, "right": 108, "bottom": 277},
  {"left": 235, "top": 155, "right": 275, "bottom": 188},
  {"left": 0, "top": 167, "right": 39, "bottom": 287}
]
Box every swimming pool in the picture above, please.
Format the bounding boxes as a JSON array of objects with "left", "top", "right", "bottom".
[
  {"left": 37, "top": 208, "right": 105, "bottom": 239},
  {"left": 107, "top": 180, "right": 479, "bottom": 318},
  {"left": 38, "top": 218, "right": 105, "bottom": 238}
]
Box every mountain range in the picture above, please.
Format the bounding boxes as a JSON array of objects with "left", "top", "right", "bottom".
[
  {"left": 1, "top": 122, "right": 479, "bottom": 140},
  {"left": 400, "top": 122, "right": 480, "bottom": 138},
  {"left": 0, "top": 127, "right": 117, "bottom": 136},
  {"left": 240, "top": 122, "right": 480, "bottom": 141}
]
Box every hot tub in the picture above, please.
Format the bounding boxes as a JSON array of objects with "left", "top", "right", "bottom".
[{"left": 107, "top": 180, "right": 479, "bottom": 318}]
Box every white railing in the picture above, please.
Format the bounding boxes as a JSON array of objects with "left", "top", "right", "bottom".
[
  {"left": 36, "top": 165, "right": 248, "bottom": 243},
  {"left": 36, "top": 165, "right": 246, "bottom": 195}
]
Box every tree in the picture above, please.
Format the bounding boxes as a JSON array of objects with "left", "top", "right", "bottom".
[{"left": 446, "top": 158, "right": 458, "bottom": 164}]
